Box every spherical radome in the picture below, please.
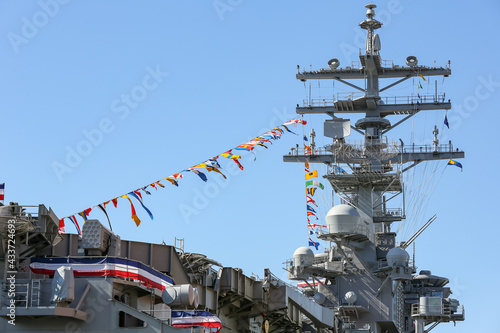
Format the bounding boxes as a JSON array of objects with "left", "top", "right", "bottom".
[
  {"left": 386, "top": 247, "right": 410, "bottom": 267},
  {"left": 326, "top": 204, "right": 361, "bottom": 234},
  {"left": 326, "top": 204, "right": 360, "bottom": 217},
  {"left": 293, "top": 246, "right": 314, "bottom": 267}
]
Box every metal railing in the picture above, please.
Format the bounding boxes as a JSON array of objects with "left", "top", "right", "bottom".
[
  {"left": 312, "top": 256, "right": 328, "bottom": 265},
  {"left": 340, "top": 197, "right": 358, "bottom": 206},
  {"left": 302, "top": 93, "right": 362, "bottom": 107},
  {"left": 301, "top": 57, "right": 449, "bottom": 74},
  {"left": 381, "top": 94, "right": 447, "bottom": 105},
  {"left": 301, "top": 93, "right": 448, "bottom": 108},
  {"left": 0, "top": 205, "right": 40, "bottom": 233},
  {"left": 315, "top": 227, "right": 329, "bottom": 236},
  {"left": 411, "top": 303, "right": 451, "bottom": 317},
  {"left": 288, "top": 146, "right": 328, "bottom": 156},
  {"left": 402, "top": 142, "right": 457, "bottom": 154},
  {"left": 374, "top": 208, "right": 403, "bottom": 218},
  {"left": 288, "top": 142, "right": 458, "bottom": 158},
  {"left": 302, "top": 97, "right": 336, "bottom": 107},
  {"left": 267, "top": 268, "right": 301, "bottom": 292},
  {"left": 0, "top": 281, "right": 29, "bottom": 308},
  {"left": 351, "top": 58, "right": 451, "bottom": 71},
  {"left": 383, "top": 59, "right": 394, "bottom": 68}
]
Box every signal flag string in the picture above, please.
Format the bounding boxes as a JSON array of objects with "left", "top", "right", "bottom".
[{"left": 58, "top": 119, "right": 307, "bottom": 235}]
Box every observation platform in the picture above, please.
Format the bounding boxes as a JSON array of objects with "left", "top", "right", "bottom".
[
  {"left": 283, "top": 143, "right": 464, "bottom": 167},
  {"left": 296, "top": 57, "right": 451, "bottom": 81},
  {"left": 296, "top": 94, "right": 451, "bottom": 117}
]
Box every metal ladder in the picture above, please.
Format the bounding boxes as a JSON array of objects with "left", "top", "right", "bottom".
[{"left": 30, "top": 279, "right": 41, "bottom": 307}]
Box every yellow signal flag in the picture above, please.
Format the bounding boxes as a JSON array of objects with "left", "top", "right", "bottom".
[
  {"left": 418, "top": 73, "right": 426, "bottom": 81},
  {"left": 305, "top": 162, "right": 310, "bottom": 169},
  {"left": 305, "top": 170, "right": 318, "bottom": 180}
]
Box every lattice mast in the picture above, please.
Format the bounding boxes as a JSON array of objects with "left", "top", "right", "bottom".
[
  {"left": 284, "top": 3, "right": 464, "bottom": 236},
  {"left": 283, "top": 5, "right": 465, "bottom": 333}
]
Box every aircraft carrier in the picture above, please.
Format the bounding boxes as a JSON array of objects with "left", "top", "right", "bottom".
[{"left": 0, "top": 4, "right": 465, "bottom": 333}]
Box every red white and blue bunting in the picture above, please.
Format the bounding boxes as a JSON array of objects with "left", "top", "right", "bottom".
[
  {"left": 30, "top": 257, "right": 174, "bottom": 290},
  {"left": 171, "top": 310, "right": 222, "bottom": 332}
]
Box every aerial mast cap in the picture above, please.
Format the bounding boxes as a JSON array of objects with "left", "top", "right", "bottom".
[{"left": 365, "top": 3, "right": 377, "bottom": 18}]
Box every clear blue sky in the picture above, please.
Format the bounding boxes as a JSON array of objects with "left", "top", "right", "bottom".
[{"left": 1, "top": 1, "right": 499, "bottom": 332}]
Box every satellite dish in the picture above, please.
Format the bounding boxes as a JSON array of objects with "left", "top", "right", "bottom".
[
  {"left": 406, "top": 56, "right": 418, "bottom": 67},
  {"left": 328, "top": 58, "right": 340, "bottom": 69}
]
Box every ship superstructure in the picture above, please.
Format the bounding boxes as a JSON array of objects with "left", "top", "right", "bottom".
[{"left": 283, "top": 4, "right": 465, "bottom": 333}]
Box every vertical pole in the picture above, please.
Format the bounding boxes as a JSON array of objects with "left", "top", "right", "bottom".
[
  {"left": 26, "top": 282, "right": 30, "bottom": 309},
  {"left": 382, "top": 195, "right": 386, "bottom": 215},
  {"left": 435, "top": 80, "right": 438, "bottom": 102},
  {"left": 402, "top": 181, "right": 406, "bottom": 219},
  {"left": 413, "top": 242, "right": 416, "bottom": 269},
  {"left": 308, "top": 83, "right": 312, "bottom": 106}
]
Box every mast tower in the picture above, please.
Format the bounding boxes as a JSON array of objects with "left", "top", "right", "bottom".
[
  {"left": 284, "top": 4, "right": 465, "bottom": 333},
  {"left": 285, "top": 3, "right": 463, "bottom": 237}
]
